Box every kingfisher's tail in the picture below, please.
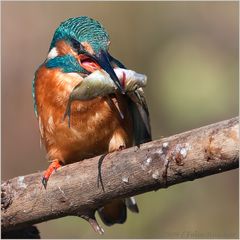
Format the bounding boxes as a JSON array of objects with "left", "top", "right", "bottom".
[{"left": 97, "top": 197, "right": 139, "bottom": 226}]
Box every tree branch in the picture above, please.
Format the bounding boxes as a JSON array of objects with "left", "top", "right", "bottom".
[{"left": 1, "top": 117, "right": 239, "bottom": 234}]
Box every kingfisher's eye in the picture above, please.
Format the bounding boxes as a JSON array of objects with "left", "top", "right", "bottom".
[{"left": 71, "top": 38, "right": 84, "bottom": 54}]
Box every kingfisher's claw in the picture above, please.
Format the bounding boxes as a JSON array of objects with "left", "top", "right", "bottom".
[
  {"left": 42, "top": 177, "right": 48, "bottom": 189},
  {"left": 41, "top": 160, "right": 62, "bottom": 189}
]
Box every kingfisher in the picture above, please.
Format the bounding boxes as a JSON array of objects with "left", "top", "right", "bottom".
[{"left": 33, "top": 16, "right": 151, "bottom": 233}]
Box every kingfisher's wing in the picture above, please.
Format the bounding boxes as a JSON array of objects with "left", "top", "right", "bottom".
[{"left": 127, "top": 88, "right": 152, "bottom": 146}]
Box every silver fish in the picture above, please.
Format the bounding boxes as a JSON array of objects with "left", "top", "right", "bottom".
[{"left": 63, "top": 68, "right": 147, "bottom": 127}]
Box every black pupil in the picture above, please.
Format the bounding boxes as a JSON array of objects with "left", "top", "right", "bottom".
[{"left": 71, "top": 38, "right": 84, "bottom": 54}]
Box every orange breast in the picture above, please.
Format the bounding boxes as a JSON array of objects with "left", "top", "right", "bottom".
[{"left": 34, "top": 66, "right": 133, "bottom": 164}]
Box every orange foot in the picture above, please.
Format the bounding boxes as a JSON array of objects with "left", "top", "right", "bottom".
[{"left": 42, "top": 160, "right": 62, "bottom": 189}]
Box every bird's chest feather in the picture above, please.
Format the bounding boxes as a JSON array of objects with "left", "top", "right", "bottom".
[{"left": 34, "top": 66, "right": 132, "bottom": 163}]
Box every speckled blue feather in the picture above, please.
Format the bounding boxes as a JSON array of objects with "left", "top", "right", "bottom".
[
  {"left": 32, "top": 72, "right": 38, "bottom": 117},
  {"left": 50, "top": 16, "right": 110, "bottom": 52},
  {"left": 45, "top": 55, "right": 88, "bottom": 73}
]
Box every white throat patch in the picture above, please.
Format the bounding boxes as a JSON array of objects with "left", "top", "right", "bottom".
[{"left": 47, "top": 47, "right": 58, "bottom": 59}]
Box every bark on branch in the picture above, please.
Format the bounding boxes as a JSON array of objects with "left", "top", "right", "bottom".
[{"left": 1, "top": 117, "right": 239, "bottom": 234}]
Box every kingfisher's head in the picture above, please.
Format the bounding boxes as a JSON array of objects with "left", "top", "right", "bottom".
[{"left": 46, "top": 16, "right": 124, "bottom": 92}]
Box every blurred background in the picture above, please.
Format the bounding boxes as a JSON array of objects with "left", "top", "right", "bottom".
[{"left": 1, "top": 2, "right": 239, "bottom": 238}]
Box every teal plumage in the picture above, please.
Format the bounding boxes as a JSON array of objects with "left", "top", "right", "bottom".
[
  {"left": 50, "top": 16, "right": 110, "bottom": 52},
  {"left": 46, "top": 55, "right": 88, "bottom": 73},
  {"left": 32, "top": 68, "right": 41, "bottom": 117}
]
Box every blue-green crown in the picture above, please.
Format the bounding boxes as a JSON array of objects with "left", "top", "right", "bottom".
[{"left": 50, "top": 16, "right": 110, "bottom": 52}]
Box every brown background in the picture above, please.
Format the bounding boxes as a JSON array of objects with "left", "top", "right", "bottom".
[{"left": 1, "top": 2, "right": 239, "bottom": 238}]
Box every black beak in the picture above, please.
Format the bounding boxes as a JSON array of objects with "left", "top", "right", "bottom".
[{"left": 95, "top": 50, "right": 125, "bottom": 94}]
